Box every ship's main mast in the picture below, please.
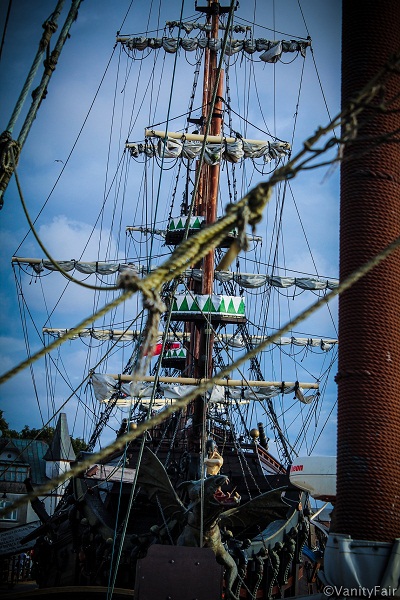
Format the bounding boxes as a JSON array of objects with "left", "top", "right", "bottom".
[{"left": 186, "top": 1, "right": 233, "bottom": 452}]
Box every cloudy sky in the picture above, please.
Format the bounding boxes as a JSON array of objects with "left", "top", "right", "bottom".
[{"left": 0, "top": 1, "right": 342, "bottom": 456}]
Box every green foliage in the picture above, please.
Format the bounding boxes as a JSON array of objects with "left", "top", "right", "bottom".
[
  {"left": 0, "top": 409, "right": 20, "bottom": 439},
  {"left": 19, "top": 425, "right": 55, "bottom": 445},
  {"left": 0, "top": 409, "right": 8, "bottom": 432},
  {"left": 71, "top": 437, "right": 88, "bottom": 454},
  {"left": 0, "top": 410, "right": 87, "bottom": 452}
]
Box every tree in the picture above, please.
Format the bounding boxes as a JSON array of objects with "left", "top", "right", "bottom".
[
  {"left": 20, "top": 425, "right": 55, "bottom": 445},
  {"left": 0, "top": 411, "right": 87, "bottom": 453},
  {"left": 71, "top": 437, "right": 88, "bottom": 454},
  {"left": 0, "top": 409, "right": 8, "bottom": 432},
  {"left": 0, "top": 409, "right": 20, "bottom": 439}
]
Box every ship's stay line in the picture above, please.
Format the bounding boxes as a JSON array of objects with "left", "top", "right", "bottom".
[
  {"left": 7, "top": 201, "right": 397, "bottom": 516},
  {"left": 0, "top": 8, "right": 350, "bottom": 592},
  {"left": 2, "top": 2, "right": 399, "bottom": 595},
  {"left": 3, "top": 51, "right": 342, "bottom": 464}
]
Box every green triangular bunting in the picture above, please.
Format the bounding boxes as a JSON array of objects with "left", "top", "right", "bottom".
[
  {"left": 227, "top": 297, "right": 236, "bottom": 314},
  {"left": 237, "top": 298, "right": 245, "bottom": 315}
]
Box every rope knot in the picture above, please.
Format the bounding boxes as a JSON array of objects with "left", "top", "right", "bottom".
[
  {"left": 40, "top": 19, "right": 58, "bottom": 50},
  {"left": 0, "top": 132, "right": 21, "bottom": 175},
  {"left": 137, "top": 289, "right": 166, "bottom": 374},
  {"left": 0, "top": 132, "right": 21, "bottom": 206},
  {"left": 225, "top": 202, "right": 236, "bottom": 215},
  {"left": 143, "top": 291, "right": 166, "bottom": 314},
  {"left": 247, "top": 182, "right": 272, "bottom": 227},
  {"left": 44, "top": 53, "right": 58, "bottom": 73},
  {"left": 235, "top": 205, "right": 250, "bottom": 252},
  {"left": 117, "top": 269, "right": 140, "bottom": 291}
]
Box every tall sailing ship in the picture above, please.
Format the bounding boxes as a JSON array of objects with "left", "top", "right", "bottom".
[{"left": 0, "top": 1, "right": 340, "bottom": 597}]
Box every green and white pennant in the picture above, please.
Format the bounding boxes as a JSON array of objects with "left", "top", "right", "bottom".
[
  {"left": 165, "top": 348, "right": 187, "bottom": 358},
  {"left": 168, "top": 215, "right": 204, "bottom": 231},
  {"left": 172, "top": 294, "right": 245, "bottom": 316}
]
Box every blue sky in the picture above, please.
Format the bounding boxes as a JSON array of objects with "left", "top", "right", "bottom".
[{"left": 0, "top": 1, "right": 342, "bottom": 457}]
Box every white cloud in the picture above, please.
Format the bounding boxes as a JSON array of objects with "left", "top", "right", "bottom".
[
  {"left": 38, "top": 215, "right": 114, "bottom": 260},
  {"left": 0, "top": 0, "right": 341, "bottom": 459}
]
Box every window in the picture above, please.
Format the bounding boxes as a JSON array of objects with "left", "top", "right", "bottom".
[
  {"left": 0, "top": 499, "right": 18, "bottom": 521},
  {"left": 0, "top": 465, "right": 29, "bottom": 483}
]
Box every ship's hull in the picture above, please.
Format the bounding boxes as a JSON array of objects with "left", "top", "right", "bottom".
[{"left": 25, "top": 444, "right": 318, "bottom": 599}]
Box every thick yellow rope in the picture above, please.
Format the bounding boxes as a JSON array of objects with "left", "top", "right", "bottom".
[
  {"left": 0, "top": 184, "right": 270, "bottom": 386},
  {"left": 2, "top": 233, "right": 400, "bottom": 518},
  {"left": 1, "top": 52, "right": 399, "bottom": 516}
]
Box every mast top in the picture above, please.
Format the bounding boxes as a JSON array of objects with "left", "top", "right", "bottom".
[{"left": 195, "top": 1, "right": 238, "bottom": 16}]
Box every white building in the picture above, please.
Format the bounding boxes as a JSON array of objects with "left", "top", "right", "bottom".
[{"left": 0, "top": 413, "right": 76, "bottom": 532}]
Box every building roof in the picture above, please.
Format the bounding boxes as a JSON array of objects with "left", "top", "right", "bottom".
[
  {"left": 43, "top": 413, "right": 76, "bottom": 462},
  {"left": 0, "top": 438, "right": 49, "bottom": 484},
  {"left": 0, "top": 439, "right": 29, "bottom": 466}
]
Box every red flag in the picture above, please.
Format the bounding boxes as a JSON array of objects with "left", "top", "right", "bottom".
[{"left": 144, "top": 341, "right": 181, "bottom": 357}]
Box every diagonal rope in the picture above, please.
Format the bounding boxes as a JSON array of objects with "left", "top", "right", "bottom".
[
  {"left": 2, "top": 49, "right": 399, "bottom": 386},
  {"left": 2, "top": 230, "right": 400, "bottom": 518}
]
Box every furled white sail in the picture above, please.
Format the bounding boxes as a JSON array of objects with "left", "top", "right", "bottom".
[
  {"left": 117, "top": 36, "right": 309, "bottom": 61},
  {"left": 127, "top": 137, "right": 289, "bottom": 164},
  {"left": 42, "top": 327, "right": 337, "bottom": 351},
  {"left": 91, "top": 373, "right": 317, "bottom": 409},
  {"left": 12, "top": 258, "right": 338, "bottom": 291}
]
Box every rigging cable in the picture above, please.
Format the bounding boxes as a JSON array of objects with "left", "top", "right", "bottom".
[
  {"left": 12, "top": 42, "right": 121, "bottom": 277},
  {"left": 17, "top": 1, "right": 82, "bottom": 150},
  {"left": 234, "top": 14, "right": 310, "bottom": 41},
  {"left": 296, "top": 0, "right": 336, "bottom": 130},
  {"left": 0, "top": 0, "right": 12, "bottom": 62},
  {"left": 108, "top": 0, "right": 189, "bottom": 594},
  {"left": 146, "top": 21, "right": 186, "bottom": 274},
  {"left": 93, "top": 54, "right": 133, "bottom": 370},
  {"left": 12, "top": 269, "right": 129, "bottom": 436},
  {"left": 10, "top": 149, "right": 125, "bottom": 293},
  {"left": 4, "top": 49, "right": 394, "bottom": 403},
  {"left": 14, "top": 267, "right": 46, "bottom": 428},
  {"left": 3, "top": 228, "right": 400, "bottom": 517},
  {"left": 1, "top": 93, "right": 361, "bottom": 388},
  {"left": 0, "top": 332, "right": 122, "bottom": 481}
]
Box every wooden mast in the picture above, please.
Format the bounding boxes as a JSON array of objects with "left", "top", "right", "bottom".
[
  {"left": 200, "top": 9, "right": 223, "bottom": 379},
  {"left": 188, "top": 0, "right": 228, "bottom": 453}
]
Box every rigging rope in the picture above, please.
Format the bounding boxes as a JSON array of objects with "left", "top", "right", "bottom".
[
  {"left": 12, "top": 42, "right": 120, "bottom": 258},
  {"left": 0, "top": 1, "right": 65, "bottom": 208},
  {"left": 2, "top": 53, "right": 400, "bottom": 521},
  {"left": 17, "top": 0, "right": 83, "bottom": 148},
  {"left": 2, "top": 227, "right": 400, "bottom": 517},
  {"left": 0, "top": 0, "right": 12, "bottom": 62},
  {"left": 2, "top": 48, "right": 399, "bottom": 385},
  {"left": 9, "top": 146, "right": 127, "bottom": 294}
]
